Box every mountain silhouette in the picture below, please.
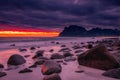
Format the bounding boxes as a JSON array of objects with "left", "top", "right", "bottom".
[{"left": 59, "top": 25, "right": 120, "bottom": 37}]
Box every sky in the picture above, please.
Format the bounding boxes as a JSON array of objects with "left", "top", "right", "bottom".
[{"left": 0, "top": 0, "right": 120, "bottom": 33}]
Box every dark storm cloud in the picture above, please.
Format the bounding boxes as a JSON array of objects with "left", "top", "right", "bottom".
[{"left": 0, "top": 0, "right": 120, "bottom": 31}]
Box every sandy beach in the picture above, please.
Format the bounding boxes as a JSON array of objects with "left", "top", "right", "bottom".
[{"left": 0, "top": 37, "right": 119, "bottom": 80}]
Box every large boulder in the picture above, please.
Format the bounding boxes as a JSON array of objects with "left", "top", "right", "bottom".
[
  {"left": 41, "top": 60, "right": 62, "bottom": 75},
  {"left": 43, "top": 73, "right": 61, "bottom": 80},
  {"left": 102, "top": 68, "right": 120, "bottom": 79},
  {"left": 7, "top": 54, "right": 26, "bottom": 66},
  {"left": 50, "top": 53, "right": 64, "bottom": 59},
  {"left": 78, "top": 44, "right": 120, "bottom": 70}
]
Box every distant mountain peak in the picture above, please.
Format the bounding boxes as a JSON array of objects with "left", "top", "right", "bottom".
[{"left": 59, "top": 25, "right": 120, "bottom": 37}]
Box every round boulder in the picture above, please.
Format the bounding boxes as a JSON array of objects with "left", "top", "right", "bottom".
[
  {"left": 41, "top": 60, "right": 62, "bottom": 75},
  {"left": 78, "top": 44, "right": 120, "bottom": 70},
  {"left": 7, "top": 54, "right": 26, "bottom": 66}
]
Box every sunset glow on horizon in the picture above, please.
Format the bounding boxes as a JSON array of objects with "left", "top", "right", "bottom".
[{"left": 0, "top": 31, "right": 60, "bottom": 37}]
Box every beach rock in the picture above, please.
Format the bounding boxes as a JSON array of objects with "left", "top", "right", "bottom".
[
  {"left": 59, "top": 48, "right": 71, "bottom": 52},
  {"left": 10, "top": 44, "right": 15, "bottom": 46},
  {"left": 81, "top": 42, "right": 85, "bottom": 44},
  {"left": 56, "top": 42, "right": 59, "bottom": 44},
  {"left": 102, "top": 68, "right": 120, "bottom": 79},
  {"left": 29, "top": 64, "right": 37, "bottom": 68},
  {"left": 78, "top": 44, "right": 120, "bottom": 70},
  {"left": 64, "top": 56, "right": 76, "bottom": 62},
  {"left": 72, "top": 45, "right": 81, "bottom": 49},
  {"left": 0, "top": 64, "right": 4, "bottom": 68},
  {"left": 30, "top": 47, "right": 36, "bottom": 50},
  {"left": 51, "top": 53, "right": 64, "bottom": 59},
  {"left": 7, "top": 54, "right": 26, "bottom": 66},
  {"left": 63, "top": 52, "right": 73, "bottom": 57},
  {"left": 32, "top": 50, "right": 44, "bottom": 59},
  {"left": 0, "top": 72, "right": 7, "bottom": 77},
  {"left": 36, "top": 50, "right": 44, "bottom": 56},
  {"left": 49, "top": 49, "right": 54, "bottom": 52},
  {"left": 86, "top": 44, "right": 93, "bottom": 49},
  {"left": 75, "top": 50, "right": 84, "bottom": 53},
  {"left": 75, "top": 70, "right": 84, "bottom": 73},
  {"left": 61, "top": 45, "right": 66, "bottom": 47},
  {"left": 33, "top": 57, "right": 49, "bottom": 65},
  {"left": 19, "top": 68, "right": 32, "bottom": 73},
  {"left": 19, "top": 48, "right": 27, "bottom": 52},
  {"left": 41, "top": 60, "right": 62, "bottom": 75},
  {"left": 51, "top": 41, "right": 55, "bottom": 44},
  {"left": 43, "top": 73, "right": 61, "bottom": 80}
]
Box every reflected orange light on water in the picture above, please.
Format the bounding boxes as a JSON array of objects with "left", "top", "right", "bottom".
[{"left": 0, "top": 31, "right": 60, "bottom": 37}]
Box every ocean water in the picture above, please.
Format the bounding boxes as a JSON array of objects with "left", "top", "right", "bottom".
[
  {"left": 0, "top": 37, "right": 113, "bottom": 50},
  {"left": 0, "top": 37, "right": 78, "bottom": 42}
]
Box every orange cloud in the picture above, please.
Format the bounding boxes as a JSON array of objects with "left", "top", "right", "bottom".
[{"left": 0, "top": 31, "right": 59, "bottom": 37}]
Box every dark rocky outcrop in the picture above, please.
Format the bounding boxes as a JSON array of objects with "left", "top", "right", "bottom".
[
  {"left": 41, "top": 60, "right": 62, "bottom": 75},
  {"left": 78, "top": 44, "right": 120, "bottom": 70},
  {"left": 43, "top": 73, "right": 61, "bottom": 80},
  {"left": 102, "top": 68, "right": 120, "bottom": 79},
  {"left": 59, "top": 25, "right": 120, "bottom": 37},
  {"left": 7, "top": 54, "right": 26, "bottom": 66}
]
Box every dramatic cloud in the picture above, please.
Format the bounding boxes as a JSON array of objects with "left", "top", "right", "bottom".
[{"left": 0, "top": 0, "right": 120, "bottom": 31}]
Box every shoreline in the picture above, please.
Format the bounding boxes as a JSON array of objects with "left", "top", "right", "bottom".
[{"left": 0, "top": 37, "right": 119, "bottom": 80}]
